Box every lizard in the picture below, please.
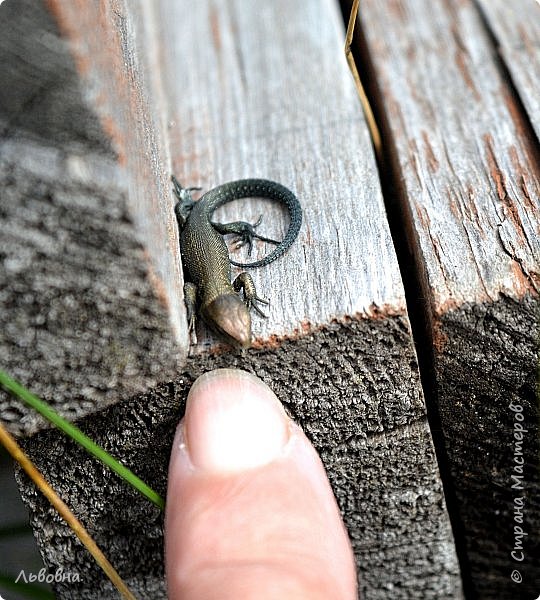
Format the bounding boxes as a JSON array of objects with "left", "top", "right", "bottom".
[{"left": 172, "top": 175, "right": 302, "bottom": 349}]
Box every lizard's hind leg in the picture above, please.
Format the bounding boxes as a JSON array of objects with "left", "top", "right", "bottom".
[
  {"left": 212, "top": 216, "right": 279, "bottom": 256},
  {"left": 183, "top": 281, "right": 198, "bottom": 343}
]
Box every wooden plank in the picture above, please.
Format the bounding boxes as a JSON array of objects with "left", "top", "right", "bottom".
[
  {"left": 352, "top": 0, "right": 540, "bottom": 597},
  {"left": 46, "top": 0, "right": 190, "bottom": 348},
  {"left": 476, "top": 0, "right": 540, "bottom": 140},
  {"left": 0, "top": 0, "right": 182, "bottom": 436},
  {"left": 161, "top": 0, "right": 406, "bottom": 347},
  {"left": 8, "top": 0, "right": 462, "bottom": 598},
  {"left": 356, "top": 0, "right": 540, "bottom": 307}
]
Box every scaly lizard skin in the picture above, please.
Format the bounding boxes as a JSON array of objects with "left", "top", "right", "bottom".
[{"left": 172, "top": 176, "right": 302, "bottom": 348}]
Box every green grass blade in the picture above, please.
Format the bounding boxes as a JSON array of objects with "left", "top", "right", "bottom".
[{"left": 0, "top": 370, "right": 165, "bottom": 511}]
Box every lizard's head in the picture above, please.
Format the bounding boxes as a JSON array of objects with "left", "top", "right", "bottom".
[{"left": 203, "top": 294, "right": 252, "bottom": 349}]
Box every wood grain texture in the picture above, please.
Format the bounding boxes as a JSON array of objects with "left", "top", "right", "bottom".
[
  {"left": 476, "top": 0, "right": 540, "bottom": 141},
  {"left": 160, "top": 0, "right": 406, "bottom": 348},
  {"left": 0, "top": 0, "right": 182, "bottom": 436},
  {"left": 19, "top": 323, "right": 462, "bottom": 599},
  {"left": 46, "top": 0, "right": 189, "bottom": 348},
  {"left": 355, "top": 0, "right": 540, "bottom": 596},
  {"left": 8, "top": 0, "right": 462, "bottom": 598},
  {"left": 436, "top": 294, "right": 539, "bottom": 599},
  {"left": 359, "top": 0, "right": 539, "bottom": 311}
]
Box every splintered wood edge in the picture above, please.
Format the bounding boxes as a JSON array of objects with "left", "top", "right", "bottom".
[{"left": 359, "top": 0, "right": 540, "bottom": 317}]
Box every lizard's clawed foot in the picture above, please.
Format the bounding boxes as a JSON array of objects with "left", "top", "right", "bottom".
[
  {"left": 213, "top": 217, "right": 280, "bottom": 257},
  {"left": 233, "top": 272, "right": 270, "bottom": 318},
  {"left": 234, "top": 216, "right": 280, "bottom": 256},
  {"left": 246, "top": 294, "right": 269, "bottom": 318}
]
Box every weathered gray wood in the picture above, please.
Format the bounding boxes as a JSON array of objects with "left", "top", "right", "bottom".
[
  {"left": 355, "top": 0, "right": 540, "bottom": 597},
  {"left": 476, "top": 0, "right": 540, "bottom": 141},
  {"left": 357, "top": 0, "right": 539, "bottom": 306},
  {"left": 45, "top": 0, "right": 189, "bottom": 348},
  {"left": 5, "top": 0, "right": 461, "bottom": 598},
  {"left": 160, "top": 0, "right": 406, "bottom": 348},
  {"left": 0, "top": 0, "right": 182, "bottom": 436},
  {"left": 0, "top": 0, "right": 107, "bottom": 150}
]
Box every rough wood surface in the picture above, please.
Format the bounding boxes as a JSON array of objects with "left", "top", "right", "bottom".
[
  {"left": 19, "top": 322, "right": 461, "bottom": 599},
  {"left": 160, "top": 0, "right": 406, "bottom": 348},
  {"left": 45, "top": 0, "right": 189, "bottom": 348},
  {"left": 359, "top": 0, "right": 539, "bottom": 308},
  {"left": 355, "top": 0, "right": 540, "bottom": 597},
  {"left": 0, "top": 0, "right": 181, "bottom": 436},
  {"left": 436, "top": 294, "right": 539, "bottom": 599},
  {"left": 476, "top": 0, "right": 540, "bottom": 141},
  {"left": 4, "top": 0, "right": 462, "bottom": 598}
]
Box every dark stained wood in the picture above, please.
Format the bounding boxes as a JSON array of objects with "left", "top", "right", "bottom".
[{"left": 19, "top": 321, "right": 462, "bottom": 599}]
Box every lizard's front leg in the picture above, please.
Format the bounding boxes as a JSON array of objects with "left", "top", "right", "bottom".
[{"left": 233, "top": 272, "right": 269, "bottom": 317}]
